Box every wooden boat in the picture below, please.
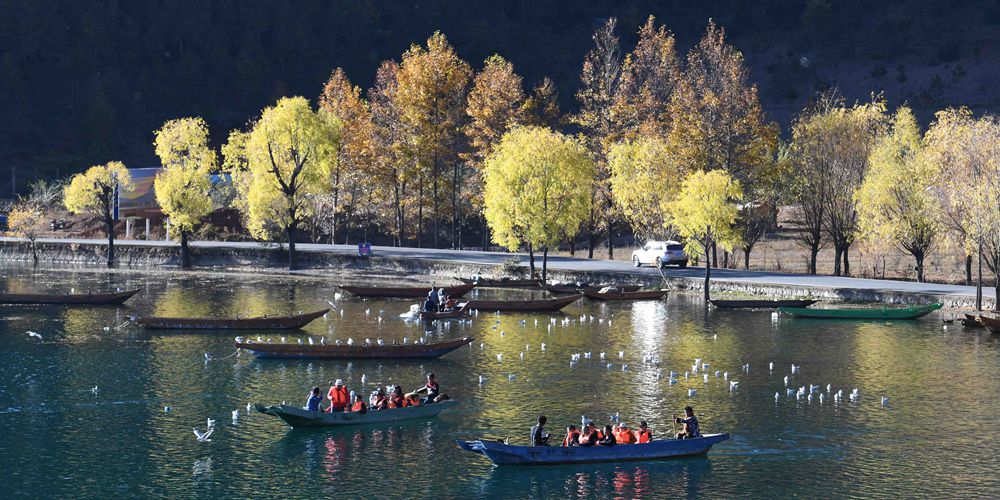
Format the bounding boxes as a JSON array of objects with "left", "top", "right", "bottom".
[
  {"left": 979, "top": 315, "right": 1000, "bottom": 333},
  {"left": 137, "top": 309, "right": 329, "bottom": 330},
  {"left": 256, "top": 400, "right": 458, "bottom": 428},
  {"left": 419, "top": 306, "right": 469, "bottom": 321},
  {"left": 461, "top": 294, "right": 583, "bottom": 312},
  {"left": 962, "top": 313, "right": 985, "bottom": 328},
  {"left": 582, "top": 289, "right": 669, "bottom": 301},
  {"left": 711, "top": 299, "right": 818, "bottom": 309},
  {"left": 339, "top": 283, "right": 475, "bottom": 299},
  {"left": 237, "top": 336, "right": 474, "bottom": 359},
  {"left": 0, "top": 289, "right": 139, "bottom": 305},
  {"left": 542, "top": 284, "right": 641, "bottom": 294},
  {"left": 457, "top": 433, "right": 730, "bottom": 466},
  {"left": 778, "top": 303, "right": 942, "bottom": 320},
  {"left": 457, "top": 277, "right": 543, "bottom": 288}
]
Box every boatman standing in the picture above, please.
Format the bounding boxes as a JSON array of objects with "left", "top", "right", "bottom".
[
  {"left": 306, "top": 387, "right": 323, "bottom": 412},
  {"left": 530, "top": 415, "right": 550, "bottom": 446},
  {"left": 327, "top": 379, "right": 349, "bottom": 412},
  {"left": 410, "top": 372, "right": 448, "bottom": 404},
  {"left": 675, "top": 406, "right": 701, "bottom": 439}
]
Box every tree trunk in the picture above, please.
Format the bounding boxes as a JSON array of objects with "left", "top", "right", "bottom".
[
  {"left": 809, "top": 243, "right": 819, "bottom": 275},
  {"left": 843, "top": 246, "right": 851, "bottom": 277},
  {"left": 703, "top": 238, "right": 712, "bottom": 304},
  {"left": 542, "top": 247, "right": 548, "bottom": 282},
  {"left": 570, "top": 240, "right": 576, "bottom": 257},
  {"left": 30, "top": 240, "right": 37, "bottom": 266},
  {"left": 432, "top": 171, "right": 439, "bottom": 248},
  {"left": 105, "top": 216, "right": 115, "bottom": 268},
  {"left": 287, "top": 225, "right": 297, "bottom": 270},
  {"left": 452, "top": 161, "right": 459, "bottom": 249},
  {"left": 743, "top": 246, "right": 751, "bottom": 270},
  {"left": 833, "top": 247, "right": 843, "bottom": 276},
  {"left": 527, "top": 243, "right": 535, "bottom": 278},
  {"left": 977, "top": 242, "right": 983, "bottom": 311},
  {"left": 180, "top": 230, "right": 191, "bottom": 269},
  {"left": 711, "top": 242, "right": 717, "bottom": 268},
  {"left": 914, "top": 251, "right": 925, "bottom": 282},
  {"left": 587, "top": 228, "right": 595, "bottom": 259},
  {"left": 995, "top": 275, "right": 999, "bottom": 312},
  {"left": 965, "top": 254, "right": 973, "bottom": 286},
  {"left": 607, "top": 216, "right": 614, "bottom": 260},
  {"left": 723, "top": 251, "right": 729, "bottom": 269}
]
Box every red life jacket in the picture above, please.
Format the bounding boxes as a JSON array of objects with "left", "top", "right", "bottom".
[
  {"left": 388, "top": 395, "right": 404, "bottom": 408},
  {"left": 618, "top": 429, "right": 636, "bottom": 444},
  {"left": 563, "top": 430, "right": 581, "bottom": 446},
  {"left": 637, "top": 429, "right": 652, "bottom": 443},
  {"left": 351, "top": 401, "right": 366, "bottom": 412},
  {"left": 328, "top": 386, "right": 349, "bottom": 409}
]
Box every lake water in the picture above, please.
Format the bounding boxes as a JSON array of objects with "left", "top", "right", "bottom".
[{"left": 1, "top": 266, "right": 997, "bottom": 498}]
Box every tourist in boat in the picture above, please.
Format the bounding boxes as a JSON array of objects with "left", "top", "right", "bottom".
[
  {"left": 404, "top": 393, "right": 421, "bottom": 407},
  {"left": 411, "top": 372, "right": 448, "bottom": 404},
  {"left": 423, "top": 291, "right": 437, "bottom": 313},
  {"left": 372, "top": 388, "right": 388, "bottom": 410},
  {"left": 327, "top": 379, "right": 349, "bottom": 412},
  {"left": 530, "top": 415, "right": 550, "bottom": 446},
  {"left": 388, "top": 385, "right": 405, "bottom": 408},
  {"left": 636, "top": 421, "right": 653, "bottom": 443},
  {"left": 598, "top": 424, "right": 617, "bottom": 446},
  {"left": 616, "top": 423, "right": 637, "bottom": 444},
  {"left": 443, "top": 295, "right": 457, "bottom": 311},
  {"left": 437, "top": 287, "right": 446, "bottom": 308},
  {"left": 351, "top": 394, "right": 368, "bottom": 414},
  {"left": 306, "top": 386, "right": 323, "bottom": 412},
  {"left": 675, "top": 406, "right": 701, "bottom": 439},
  {"left": 562, "top": 425, "right": 581, "bottom": 447},
  {"left": 578, "top": 421, "right": 599, "bottom": 446}
]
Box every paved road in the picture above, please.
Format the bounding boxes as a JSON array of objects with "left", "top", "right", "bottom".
[{"left": 2, "top": 236, "right": 985, "bottom": 301}]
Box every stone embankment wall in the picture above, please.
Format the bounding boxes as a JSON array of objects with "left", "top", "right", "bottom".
[{"left": 0, "top": 239, "right": 989, "bottom": 309}]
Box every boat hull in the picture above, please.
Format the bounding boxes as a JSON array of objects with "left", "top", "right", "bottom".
[
  {"left": 582, "top": 290, "right": 668, "bottom": 301},
  {"left": 979, "top": 315, "right": 1000, "bottom": 333},
  {"left": 962, "top": 313, "right": 985, "bottom": 328},
  {"left": 419, "top": 307, "right": 469, "bottom": 320},
  {"left": 778, "top": 303, "right": 942, "bottom": 320},
  {"left": 457, "top": 278, "right": 543, "bottom": 288},
  {"left": 462, "top": 294, "right": 583, "bottom": 312},
  {"left": 257, "top": 400, "right": 458, "bottom": 428},
  {"left": 340, "top": 283, "right": 475, "bottom": 299},
  {"left": 711, "top": 299, "right": 818, "bottom": 309},
  {"left": 238, "top": 336, "right": 474, "bottom": 359},
  {"left": 541, "top": 284, "right": 641, "bottom": 294},
  {"left": 458, "top": 433, "right": 729, "bottom": 465},
  {"left": 137, "top": 309, "right": 329, "bottom": 330},
  {"left": 0, "top": 289, "right": 139, "bottom": 305}
]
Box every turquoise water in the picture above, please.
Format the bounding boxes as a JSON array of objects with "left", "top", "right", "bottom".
[{"left": 1, "top": 266, "right": 998, "bottom": 498}]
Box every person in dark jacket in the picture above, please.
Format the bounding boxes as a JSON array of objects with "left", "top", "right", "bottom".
[{"left": 530, "top": 415, "right": 550, "bottom": 446}]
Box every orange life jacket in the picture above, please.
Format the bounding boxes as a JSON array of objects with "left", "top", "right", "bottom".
[
  {"left": 618, "top": 429, "right": 637, "bottom": 444},
  {"left": 388, "top": 395, "right": 404, "bottom": 409},
  {"left": 328, "top": 386, "right": 349, "bottom": 408},
  {"left": 351, "top": 401, "right": 366, "bottom": 412},
  {"left": 636, "top": 429, "right": 652, "bottom": 443},
  {"left": 563, "top": 430, "right": 581, "bottom": 447}
]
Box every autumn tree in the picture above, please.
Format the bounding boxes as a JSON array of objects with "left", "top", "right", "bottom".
[
  {"left": 666, "top": 20, "right": 778, "bottom": 268},
  {"left": 522, "top": 77, "right": 562, "bottom": 130},
  {"left": 611, "top": 15, "right": 681, "bottom": 140},
  {"left": 368, "top": 61, "right": 410, "bottom": 246},
  {"left": 668, "top": 169, "right": 742, "bottom": 302},
  {"left": 320, "top": 68, "right": 376, "bottom": 243},
  {"left": 574, "top": 17, "right": 621, "bottom": 259},
  {"left": 153, "top": 117, "right": 215, "bottom": 268},
  {"left": 7, "top": 201, "right": 46, "bottom": 264},
  {"left": 856, "top": 107, "right": 938, "bottom": 282},
  {"left": 64, "top": 161, "right": 133, "bottom": 267},
  {"left": 234, "top": 96, "right": 340, "bottom": 270},
  {"left": 607, "top": 137, "right": 682, "bottom": 241},
  {"left": 924, "top": 108, "right": 1000, "bottom": 307},
  {"left": 395, "top": 32, "right": 472, "bottom": 248},
  {"left": 483, "top": 126, "right": 594, "bottom": 280}
]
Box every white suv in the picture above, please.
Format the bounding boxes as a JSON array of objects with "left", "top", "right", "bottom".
[{"left": 632, "top": 240, "right": 688, "bottom": 268}]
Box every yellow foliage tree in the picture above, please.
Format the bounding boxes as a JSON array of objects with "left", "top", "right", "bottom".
[
  {"left": 855, "top": 107, "right": 938, "bottom": 282},
  {"left": 483, "top": 126, "right": 594, "bottom": 279},
  {"left": 64, "top": 161, "right": 133, "bottom": 267},
  {"left": 7, "top": 201, "right": 46, "bottom": 264},
  {"left": 611, "top": 15, "right": 681, "bottom": 140},
  {"left": 668, "top": 169, "right": 742, "bottom": 302},
  {"left": 607, "top": 137, "right": 682, "bottom": 241},
  {"left": 153, "top": 116, "right": 215, "bottom": 268},
  {"left": 238, "top": 96, "right": 340, "bottom": 270}
]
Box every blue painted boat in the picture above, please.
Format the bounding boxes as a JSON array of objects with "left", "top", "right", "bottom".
[
  {"left": 456, "top": 433, "right": 729, "bottom": 465},
  {"left": 257, "top": 400, "right": 458, "bottom": 428}
]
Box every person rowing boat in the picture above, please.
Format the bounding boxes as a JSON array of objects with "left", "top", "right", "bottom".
[
  {"left": 530, "top": 415, "right": 550, "bottom": 446},
  {"left": 407, "top": 372, "right": 449, "bottom": 404},
  {"left": 675, "top": 406, "right": 701, "bottom": 439}
]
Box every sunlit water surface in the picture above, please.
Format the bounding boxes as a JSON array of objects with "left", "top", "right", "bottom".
[{"left": 1, "top": 266, "right": 998, "bottom": 498}]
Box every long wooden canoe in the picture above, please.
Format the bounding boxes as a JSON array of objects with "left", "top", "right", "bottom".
[
  {"left": 257, "top": 400, "right": 458, "bottom": 428},
  {"left": 137, "top": 309, "right": 329, "bottom": 330},
  {"left": 711, "top": 299, "right": 818, "bottom": 309},
  {"left": 778, "top": 303, "right": 942, "bottom": 320},
  {"left": 457, "top": 277, "right": 543, "bottom": 288},
  {"left": 0, "top": 289, "right": 139, "bottom": 305},
  {"left": 457, "top": 433, "right": 730, "bottom": 466},
  {"left": 339, "top": 283, "right": 475, "bottom": 299},
  {"left": 962, "top": 313, "right": 985, "bottom": 328},
  {"left": 582, "top": 289, "right": 669, "bottom": 301},
  {"left": 461, "top": 294, "right": 583, "bottom": 312},
  {"left": 542, "top": 284, "right": 641, "bottom": 294},
  {"left": 979, "top": 315, "right": 1000, "bottom": 333},
  {"left": 419, "top": 306, "right": 469, "bottom": 321},
  {"left": 237, "top": 336, "right": 474, "bottom": 359}
]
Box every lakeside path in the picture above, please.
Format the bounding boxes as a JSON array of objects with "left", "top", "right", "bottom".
[{"left": 0, "top": 236, "right": 988, "bottom": 307}]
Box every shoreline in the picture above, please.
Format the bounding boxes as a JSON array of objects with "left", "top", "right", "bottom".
[{"left": 0, "top": 237, "right": 993, "bottom": 310}]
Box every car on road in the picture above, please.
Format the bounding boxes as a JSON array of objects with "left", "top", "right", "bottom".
[{"left": 632, "top": 240, "right": 688, "bottom": 268}]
